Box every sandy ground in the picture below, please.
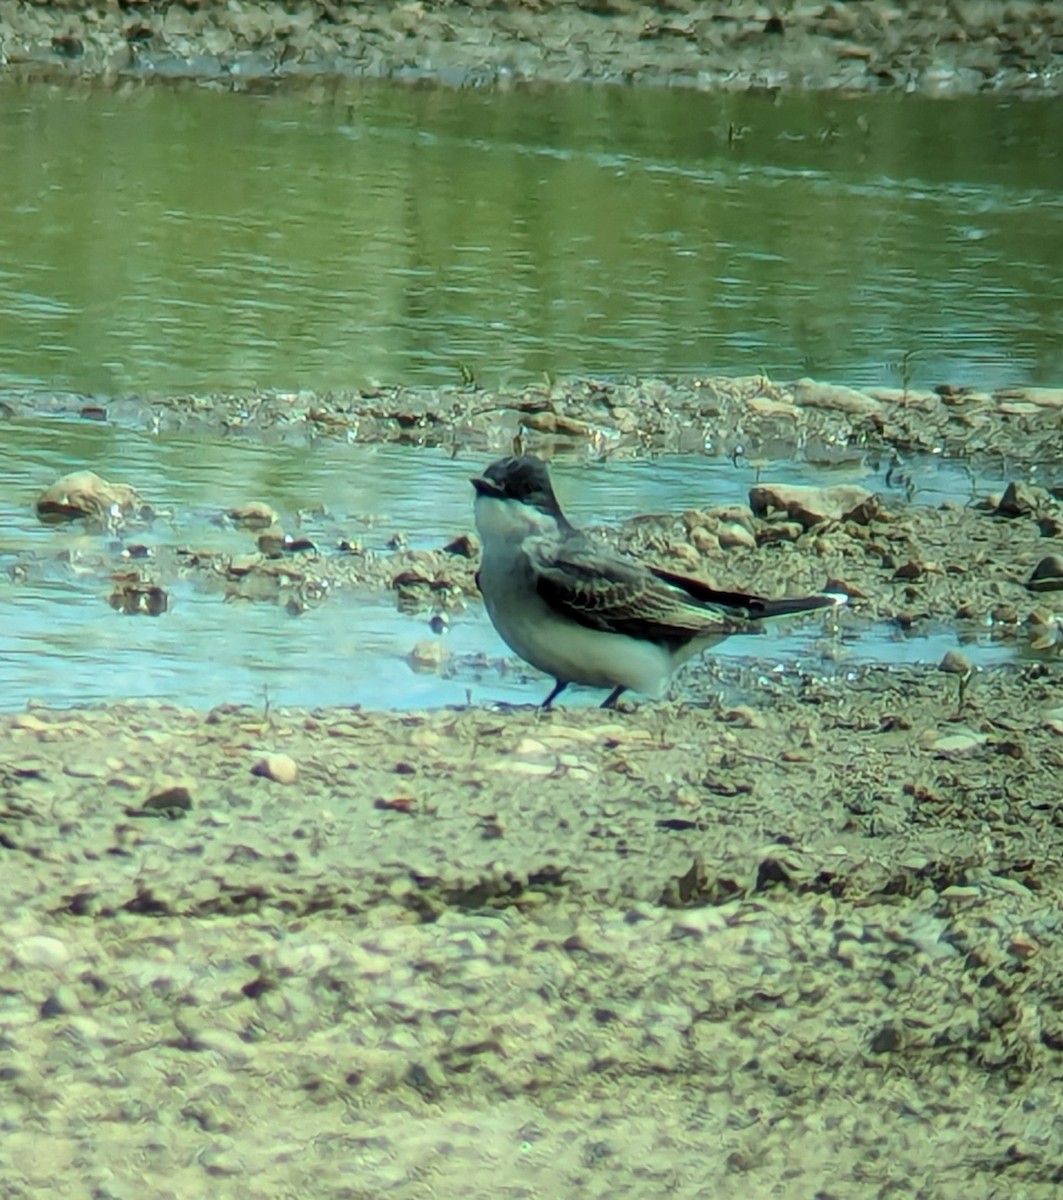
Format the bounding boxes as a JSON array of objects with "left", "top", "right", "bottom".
[
  {"left": 4, "top": 664, "right": 1063, "bottom": 1196},
  {"left": 4, "top": 6, "right": 1063, "bottom": 1195}
]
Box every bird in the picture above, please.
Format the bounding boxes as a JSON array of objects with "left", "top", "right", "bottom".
[{"left": 471, "top": 454, "right": 846, "bottom": 709}]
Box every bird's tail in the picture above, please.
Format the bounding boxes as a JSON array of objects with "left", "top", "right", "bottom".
[
  {"left": 744, "top": 591, "right": 848, "bottom": 620},
  {"left": 651, "top": 565, "right": 848, "bottom": 621}
]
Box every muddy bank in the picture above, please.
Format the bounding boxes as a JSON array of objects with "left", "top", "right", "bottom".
[
  {"left": 4, "top": 668, "right": 1063, "bottom": 1195},
  {"left": 1, "top": 1, "right": 1061, "bottom": 95},
  {"left": 9, "top": 373, "right": 1063, "bottom": 464}
]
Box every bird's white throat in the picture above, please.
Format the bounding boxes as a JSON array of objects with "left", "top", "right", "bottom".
[{"left": 474, "top": 494, "right": 560, "bottom": 552}]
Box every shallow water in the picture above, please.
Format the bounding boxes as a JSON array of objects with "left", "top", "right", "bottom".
[
  {"left": 1, "top": 81, "right": 1061, "bottom": 395},
  {"left": 0, "top": 423, "right": 1028, "bottom": 710}
]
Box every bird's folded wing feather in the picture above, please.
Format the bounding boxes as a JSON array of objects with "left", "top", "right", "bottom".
[
  {"left": 646, "top": 564, "right": 839, "bottom": 620},
  {"left": 529, "top": 538, "right": 739, "bottom": 641}
]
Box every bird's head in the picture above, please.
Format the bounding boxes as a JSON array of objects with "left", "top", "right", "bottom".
[{"left": 471, "top": 455, "right": 571, "bottom": 540}]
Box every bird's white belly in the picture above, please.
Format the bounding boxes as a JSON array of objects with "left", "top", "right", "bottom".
[{"left": 480, "top": 564, "right": 672, "bottom": 696}]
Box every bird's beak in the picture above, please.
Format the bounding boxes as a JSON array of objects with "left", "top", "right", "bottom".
[{"left": 471, "top": 475, "right": 504, "bottom": 498}]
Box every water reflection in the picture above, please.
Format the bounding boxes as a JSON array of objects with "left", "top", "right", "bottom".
[{"left": 0, "top": 82, "right": 1060, "bottom": 395}]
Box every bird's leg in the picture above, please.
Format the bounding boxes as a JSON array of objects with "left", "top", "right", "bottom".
[
  {"left": 601, "top": 686, "right": 626, "bottom": 710},
  {"left": 541, "top": 680, "right": 568, "bottom": 710}
]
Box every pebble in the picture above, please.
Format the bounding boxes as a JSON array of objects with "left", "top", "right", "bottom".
[
  {"left": 13, "top": 935, "right": 70, "bottom": 970},
  {"left": 926, "top": 730, "right": 987, "bottom": 757},
  {"left": 36, "top": 470, "right": 140, "bottom": 522},
  {"left": 251, "top": 753, "right": 298, "bottom": 784},
  {"left": 1027, "top": 555, "right": 1063, "bottom": 592},
  {"left": 938, "top": 650, "right": 972, "bottom": 677},
  {"left": 721, "top": 705, "right": 764, "bottom": 729},
  {"left": 12, "top": 714, "right": 50, "bottom": 733},
  {"left": 717, "top": 521, "right": 757, "bottom": 550},
  {"left": 790, "top": 378, "right": 881, "bottom": 415},
  {"left": 749, "top": 483, "right": 875, "bottom": 528},
  {"left": 227, "top": 553, "right": 263, "bottom": 576},
  {"left": 443, "top": 533, "right": 479, "bottom": 558},
  {"left": 143, "top": 784, "right": 195, "bottom": 814},
  {"left": 407, "top": 640, "right": 450, "bottom": 671},
  {"left": 995, "top": 387, "right": 1063, "bottom": 409},
  {"left": 227, "top": 501, "right": 278, "bottom": 528},
  {"left": 39, "top": 985, "right": 81, "bottom": 1018},
  {"left": 995, "top": 481, "right": 1044, "bottom": 518}
]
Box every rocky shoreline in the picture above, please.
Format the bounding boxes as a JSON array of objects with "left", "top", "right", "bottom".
[
  {"left": 11, "top": 375, "right": 1063, "bottom": 653},
  {"left": 1, "top": 1, "right": 1061, "bottom": 95}
]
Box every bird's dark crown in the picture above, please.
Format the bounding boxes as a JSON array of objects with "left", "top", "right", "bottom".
[{"left": 472, "top": 455, "right": 568, "bottom": 520}]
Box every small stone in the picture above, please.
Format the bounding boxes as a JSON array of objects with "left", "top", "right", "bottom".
[
  {"left": 893, "top": 560, "right": 931, "bottom": 581},
  {"left": 721, "top": 705, "right": 764, "bottom": 728},
  {"left": 749, "top": 483, "right": 875, "bottom": 529},
  {"left": 1027, "top": 555, "right": 1063, "bottom": 593},
  {"left": 717, "top": 522, "right": 756, "bottom": 550},
  {"left": 256, "top": 529, "right": 287, "bottom": 557},
  {"left": 791, "top": 378, "right": 880, "bottom": 415},
  {"left": 995, "top": 387, "right": 1063, "bottom": 409},
  {"left": 14, "top": 935, "right": 70, "bottom": 969},
  {"left": 407, "top": 640, "right": 450, "bottom": 672},
  {"left": 227, "top": 554, "right": 263, "bottom": 577},
  {"left": 228, "top": 502, "right": 278, "bottom": 528},
  {"left": 13, "top": 714, "right": 50, "bottom": 733},
  {"left": 443, "top": 534, "right": 479, "bottom": 558},
  {"left": 940, "top": 885, "right": 982, "bottom": 903},
  {"left": 36, "top": 470, "right": 140, "bottom": 522},
  {"left": 143, "top": 785, "right": 194, "bottom": 814},
  {"left": 40, "top": 986, "right": 81, "bottom": 1019},
  {"left": 938, "top": 650, "right": 972, "bottom": 677},
  {"left": 996, "top": 481, "right": 1043, "bottom": 518},
  {"left": 251, "top": 753, "right": 298, "bottom": 784},
  {"left": 1008, "top": 933, "right": 1039, "bottom": 959},
  {"left": 754, "top": 521, "right": 805, "bottom": 544},
  {"left": 690, "top": 527, "right": 720, "bottom": 555},
  {"left": 747, "top": 396, "right": 798, "bottom": 418},
  {"left": 927, "top": 730, "right": 987, "bottom": 757},
  {"left": 866, "top": 387, "right": 938, "bottom": 407}
]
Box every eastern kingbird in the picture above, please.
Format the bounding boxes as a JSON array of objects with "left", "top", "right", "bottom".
[{"left": 471, "top": 454, "right": 847, "bottom": 709}]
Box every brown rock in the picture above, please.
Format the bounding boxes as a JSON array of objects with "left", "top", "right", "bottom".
[
  {"left": 251, "top": 753, "right": 298, "bottom": 784},
  {"left": 36, "top": 470, "right": 139, "bottom": 522},
  {"left": 996, "top": 481, "right": 1045, "bottom": 518},
  {"left": 717, "top": 522, "right": 757, "bottom": 551},
  {"left": 791, "top": 378, "right": 880, "bottom": 415},
  {"left": 408, "top": 641, "right": 450, "bottom": 672},
  {"left": 1027, "top": 555, "right": 1063, "bottom": 593},
  {"left": 866, "top": 387, "right": 938, "bottom": 408},
  {"left": 749, "top": 483, "right": 876, "bottom": 528},
  {"left": 938, "top": 650, "right": 972, "bottom": 678},
  {"left": 443, "top": 534, "right": 479, "bottom": 558},
  {"left": 995, "top": 387, "right": 1063, "bottom": 409},
  {"left": 228, "top": 502, "right": 278, "bottom": 528},
  {"left": 143, "top": 785, "right": 194, "bottom": 814}
]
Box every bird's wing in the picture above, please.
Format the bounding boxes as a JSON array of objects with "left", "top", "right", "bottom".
[{"left": 528, "top": 536, "right": 737, "bottom": 642}]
